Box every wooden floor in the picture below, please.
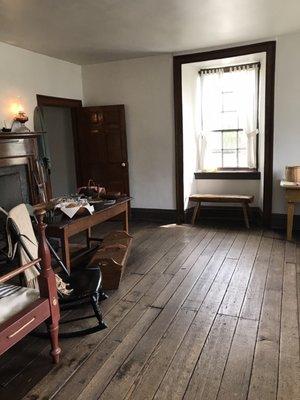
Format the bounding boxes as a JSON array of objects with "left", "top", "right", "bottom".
[{"left": 0, "top": 221, "right": 299, "bottom": 400}]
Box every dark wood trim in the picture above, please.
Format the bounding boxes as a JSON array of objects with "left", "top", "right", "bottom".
[
  {"left": 194, "top": 171, "right": 261, "bottom": 180},
  {"left": 36, "top": 95, "right": 82, "bottom": 108},
  {"left": 131, "top": 208, "right": 177, "bottom": 222},
  {"left": 174, "top": 41, "right": 276, "bottom": 227},
  {"left": 174, "top": 41, "right": 276, "bottom": 65},
  {"left": 262, "top": 43, "right": 276, "bottom": 226},
  {"left": 174, "top": 57, "right": 184, "bottom": 223}
]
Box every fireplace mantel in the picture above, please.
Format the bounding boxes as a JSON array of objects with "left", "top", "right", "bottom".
[
  {"left": 0, "top": 132, "right": 43, "bottom": 209},
  {"left": 0, "top": 132, "right": 42, "bottom": 140}
]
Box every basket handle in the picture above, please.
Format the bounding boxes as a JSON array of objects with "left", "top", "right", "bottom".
[{"left": 88, "top": 179, "right": 97, "bottom": 188}]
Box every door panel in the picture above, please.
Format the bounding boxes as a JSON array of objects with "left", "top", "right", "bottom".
[{"left": 75, "top": 105, "right": 129, "bottom": 195}]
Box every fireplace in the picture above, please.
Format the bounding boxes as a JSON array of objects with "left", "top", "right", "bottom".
[
  {"left": 0, "top": 165, "right": 31, "bottom": 210},
  {"left": 0, "top": 133, "right": 40, "bottom": 211}
]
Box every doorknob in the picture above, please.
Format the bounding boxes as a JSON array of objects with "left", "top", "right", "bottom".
[{"left": 121, "top": 162, "right": 126, "bottom": 167}]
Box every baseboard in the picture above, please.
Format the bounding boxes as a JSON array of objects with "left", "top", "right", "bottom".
[
  {"left": 130, "top": 206, "right": 300, "bottom": 231},
  {"left": 271, "top": 213, "right": 300, "bottom": 231},
  {"left": 131, "top": 208, "right": 177, "bottom": 222},
  {"left": 185, "top": 205, "right": 263, "bottom": 226},
  {"left": 130, "top": 206, "right": 263, "bottom": 225}
]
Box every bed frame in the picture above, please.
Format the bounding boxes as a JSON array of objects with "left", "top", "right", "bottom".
[{"left": 0, "top": 209, "right": 61, "bottom": 363}]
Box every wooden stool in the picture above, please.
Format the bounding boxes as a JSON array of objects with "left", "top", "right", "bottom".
[{"left": 189, "top": 194, "right": 254, "bottom": 228}]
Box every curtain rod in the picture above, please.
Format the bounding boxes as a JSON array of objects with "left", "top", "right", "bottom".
[{"left": 199, "top": 61, "right": 260, "bottom": 74}]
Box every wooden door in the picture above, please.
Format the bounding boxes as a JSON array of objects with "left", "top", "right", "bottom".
[{"left": 75, "top": 105, "right": 129, "bottom": 195}]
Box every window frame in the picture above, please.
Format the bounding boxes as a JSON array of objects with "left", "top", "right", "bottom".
[{"left": 174, "top": 41, "right": 276, "bottom": 227}]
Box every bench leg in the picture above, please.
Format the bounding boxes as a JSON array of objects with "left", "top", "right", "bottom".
[
  {"left": 242, "top": 203, "right": 250, "bottom": 229},
  {"left": 191, "top": 202, "right": 201, "bottom": 225}
]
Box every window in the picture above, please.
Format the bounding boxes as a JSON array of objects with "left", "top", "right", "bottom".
[{"left": 199, "top": 64, "right": 259, "bottom": 171}]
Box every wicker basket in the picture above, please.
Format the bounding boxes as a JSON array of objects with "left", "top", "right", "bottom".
[
  {"left": 87, "top": 231, "right": 133, "bottom": 290},
  {"left": 285, "top": 166, "right": 300, "bottom": 183}
]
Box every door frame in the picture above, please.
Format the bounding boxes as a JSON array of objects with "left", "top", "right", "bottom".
[
  {"left": 173, "top": 41, "right": 276, "bottom": 227},
  {"left": 36, "top": 94, "right": 83, "bottom": 194}
]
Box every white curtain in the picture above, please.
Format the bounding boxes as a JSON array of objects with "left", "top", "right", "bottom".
[
  {"left": 229, "top": 65, "right": 259, "bottom": 168},
  {"left": 198, "top": 69, "right": 224, "bottom": 170},
  {"left": 198, "top": 65, "right": 259, "bottom": 169}
]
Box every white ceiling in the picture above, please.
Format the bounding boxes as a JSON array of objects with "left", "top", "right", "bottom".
[{"left": 0, "top": 0, "right": 300, "bottom": 65}]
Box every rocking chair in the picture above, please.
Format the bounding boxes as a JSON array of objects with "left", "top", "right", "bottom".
[{"left": 7, "top": 204, "right": 108, "bottom": 337}]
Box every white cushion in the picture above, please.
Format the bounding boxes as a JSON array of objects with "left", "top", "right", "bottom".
[{"left": 0, "top": 283, "right": 39, "bottom": 325}]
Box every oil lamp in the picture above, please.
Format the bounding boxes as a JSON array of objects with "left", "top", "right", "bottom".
[{"left": 11, "top": 101, "right": 30, "bottom": 133}]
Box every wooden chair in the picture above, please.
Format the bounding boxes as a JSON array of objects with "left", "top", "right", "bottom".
[{"left": 0, "top": 209, "right": 61, "bottom": 364}]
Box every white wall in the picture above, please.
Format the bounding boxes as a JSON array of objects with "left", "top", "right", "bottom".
[
  {"left": 258, "top": 54, "right": 266, "bottom": 210},
  {"left": 0, "top": 30, "right": 293, "bottom": 215},
  {"left": 0, "top": 42, "right": 82, "bottom": 130},
  {"left": 82, "top": 55, "right": 175, "bottom": 209},
  {"left": 182, "top": 64, "right": 199, "bottom": 209},
  {"left": 273, "top": 32, "right": 300, "bottom": 214}
]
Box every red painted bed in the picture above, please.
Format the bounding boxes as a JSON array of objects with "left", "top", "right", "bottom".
[{"left": 0, "top": 209, "right": 61, "bottom": 363}]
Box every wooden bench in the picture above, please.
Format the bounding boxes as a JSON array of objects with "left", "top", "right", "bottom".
[{"left": 189, "top": 194, "right": 254, "bottom": 228}]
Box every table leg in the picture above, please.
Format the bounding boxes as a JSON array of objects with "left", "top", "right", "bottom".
[
  {"left": 123, "top": 204, "right": 129, "bottom": 233},
  {"left": 287, "top": 202, "right": 295, "bottom": 241},
  {"left": 86, "top": 227, "right": 92, "bottom": 249},
  {"left": 60, "top": 231, "right": 71, "bottom": 273}
]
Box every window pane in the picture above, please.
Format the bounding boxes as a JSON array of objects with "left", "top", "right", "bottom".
[
  {"left": 238, "top": 131, "right": 247, "bottom": 148},
  {"left": 206, "top": 131, "right": 221, "bottom": 151},
  {"left": 238, "top": 149, "right": 247, "bottom": 168},
  {"left": 222, "top": 92, "right": 237, "bottom": 112},
  {"left": 210, "top": 152, "right": 222, "bottom": 169},
  {"left": 221, "top": 111, "right": 238, "bottom": 129},
  {"left": 223, "top": 131, "right": 237, "bottom": 149},
  {"left": 204, "top": 151, "right": 222, "bottom": 170},
  {"left": 204, "top": 132, "right": 222, "bottom": 170},
  {"left": 222, "top": 74, "right": 233, "bottom": 92},
  {"left": 223, "top": 149, "right": 237, "bottom": 168}
]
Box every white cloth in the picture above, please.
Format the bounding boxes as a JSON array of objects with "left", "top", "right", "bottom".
[
  {"left": 55, "top": 202, "right": 94, "bottom": 218},
  {"left": 229, "top": 65, "right": 259, "bottom": 168}
]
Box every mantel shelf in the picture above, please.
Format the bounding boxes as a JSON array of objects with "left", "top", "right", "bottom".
[{"left": 0, "top": 132, "right": 43, "bottom": 139}]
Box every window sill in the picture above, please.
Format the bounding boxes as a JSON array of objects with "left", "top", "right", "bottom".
[{"left": 194, "top": 170, "right": 261, "bottom": 180}]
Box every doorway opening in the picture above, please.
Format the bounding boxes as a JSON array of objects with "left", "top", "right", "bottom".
[
  {"left": 174, "top": 42, "right": 276, "bottom": 226},
  {"left": 36, "top": 94, "right": 82, "bottom": 198}
]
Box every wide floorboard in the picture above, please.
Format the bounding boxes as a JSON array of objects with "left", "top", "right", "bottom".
[{"left": 0, "top": 221, "right": 299, "bottom": 400}]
